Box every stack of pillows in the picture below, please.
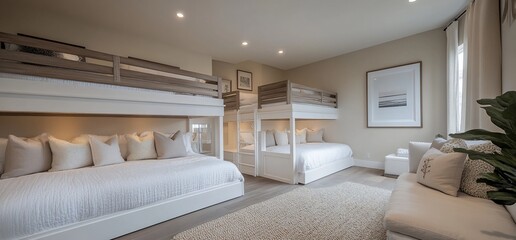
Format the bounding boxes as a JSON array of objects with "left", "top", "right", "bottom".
[
  {"left": 0, "top": 131, "right": 194, "bottom": 179},
  {"left": 415, "top": 137, "right": 501, "bottom": 198},
  {"left": 265, "top": 128, "right": 324, "bottom": 147}
]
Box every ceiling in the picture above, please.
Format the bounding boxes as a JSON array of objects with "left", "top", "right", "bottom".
[{"left": 8, "top": 0, "right": 468, "bottom": 70}]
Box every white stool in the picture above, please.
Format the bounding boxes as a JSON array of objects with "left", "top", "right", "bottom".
[{"left": 384, "top": 154, "right": 409, "bottom": 176}]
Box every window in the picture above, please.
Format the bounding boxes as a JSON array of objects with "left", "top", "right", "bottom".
[{"left": 456, "top": 44, "right": 464, "bottom": 131}]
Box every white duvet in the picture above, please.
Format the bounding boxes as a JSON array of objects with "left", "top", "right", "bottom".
[
  {"left": 266, "top": 143, "right": 353, "bottom": 172},
  {"left": 0, "top": 154, "right": 243, "bottom": 240}
]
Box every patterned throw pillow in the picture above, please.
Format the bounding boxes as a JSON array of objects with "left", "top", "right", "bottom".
[
  {"left": 439, "top": 138, "right": 467, "bottom": 153},
  {"left": 460, "top": 142, "right": 500, "bottom": 199}
]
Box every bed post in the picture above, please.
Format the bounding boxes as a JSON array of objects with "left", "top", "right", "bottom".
[
  {"left": 256, "top": 116, "right": 263, "bottom": 176},
  {"left": 215, "top": 116, "right": 224, "bottom": 160},
  {"left": 289, "top": 114, "right": 297, "bottom": 184}
]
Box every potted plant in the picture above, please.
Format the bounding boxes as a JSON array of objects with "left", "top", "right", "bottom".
[{"left": 450, "top": 91, "right": 516, "bottom": 205}]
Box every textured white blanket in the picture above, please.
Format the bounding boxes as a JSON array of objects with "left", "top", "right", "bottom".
[
  {"left": 266, "top": 143, "right": 353, "bottom": 172},
  {"left": 0, "top": 154, "right": 243, "bottom": 239}
]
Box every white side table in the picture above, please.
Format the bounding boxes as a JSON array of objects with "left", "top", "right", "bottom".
[{"left": 384, "top": 154, "right": 409, "bottom": 176}]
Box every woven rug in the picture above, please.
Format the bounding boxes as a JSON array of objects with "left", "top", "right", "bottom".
[{"left": 173, "top": 182, "right": 391, "bottom": 240}]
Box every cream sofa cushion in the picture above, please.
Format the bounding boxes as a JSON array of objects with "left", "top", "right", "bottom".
[
  {"left": 416, "top": 148, "right": 466, "bottom": 196},
  {"left": 408, "top": 141, "right": 431, "bottom": 173},
  {"left": 507, "top": 204, "right": 516, "bottom": 223},
  {"left": 385, "top": 173, "right": 516, "bottom": 240}
]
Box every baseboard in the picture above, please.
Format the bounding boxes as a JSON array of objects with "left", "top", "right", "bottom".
[{"left": 353, "top": 159, "right": 384, "bottom": 170}]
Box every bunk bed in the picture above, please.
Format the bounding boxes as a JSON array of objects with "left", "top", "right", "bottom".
[
  {"left": 0, "top": 32, "right": 244, "bottom": 240},
  {"left": 223, "top": 91, "right": 259, "bottom": 176},
  {"left": 257, "top": 80, "right": 353, "bottom": 184}
]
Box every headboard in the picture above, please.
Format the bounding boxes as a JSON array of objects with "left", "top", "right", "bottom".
[{"left": 0, "top": 32, "right": 222, "bottom": 98}]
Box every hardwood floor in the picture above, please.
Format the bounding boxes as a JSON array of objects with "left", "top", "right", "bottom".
[{"left": 116, "top": 167, "right": 396, "bottom": 240}]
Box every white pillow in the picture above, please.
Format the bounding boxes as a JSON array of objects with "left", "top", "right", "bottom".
[
  {"left": 265, "top": 130, "right": 276, "bottom": 147},
  {"left": 306, "top": 129, "right": 324, "bottom": 143},
  {"left": 126, "top": 132, "right": 157, "bottom": 161},
  {"left": 89, "top": 135, "right": 125, "bottom": 166},
  {"left": 274, "top": 130, "right": 289, "bottom": 146},
  {"left": 506, "top": 204, "right": 516, "bottom": 223},
  {"left": 154, "top": 132, "right": 187, "bottom": 159},
  {"left": 48, "top": 136, "right": 92, "bottom": 171},
  {"left": 74, "top": 134, "right": 129, "bottom": 159},
  {"left": 0, "top": 138, "right": 7, "bottom": 174},
  {"left": 183, "top": 132, "right": 194, "bottom": 153},
  {"left": 1, "top": 134, "right": 52, "bottom": 179},
  {"left": 296, "top": 129, "right": 307, "bottom": 144},
  {"left": 416, "top": 148, "right": 467, "bottom": 196},
  {"left": 240, "top": 132, "right": 254, "bottom": 145}
]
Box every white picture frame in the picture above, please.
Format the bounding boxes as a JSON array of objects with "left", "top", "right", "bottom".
[
  {"left": 221, "top": 79, "right": 232, "bottom": 93},
  {"left": 367, "top": 62, "right": 422, "bottom": 128}
]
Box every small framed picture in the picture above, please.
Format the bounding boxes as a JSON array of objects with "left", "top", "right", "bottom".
[
  {"left": 221, "top": 79, "right": 232, "bottom": 93},
  {"left": 237, "top": 70, "right": 253, "bottom": 91}
]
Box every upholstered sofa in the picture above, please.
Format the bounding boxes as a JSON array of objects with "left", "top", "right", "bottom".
[{"left": 384, "top": 141, "right": 516, "bottom": 240}]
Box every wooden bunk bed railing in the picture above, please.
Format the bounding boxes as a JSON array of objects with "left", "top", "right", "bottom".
[
  {"left": 258, "top": 80, "right": 337, "bottom": 108},
  {"left": 222, "top": 91, "right": 240, "bottom": 111},
  {"left": 0, "top": 32, "right": 222, "bottom": 98}
]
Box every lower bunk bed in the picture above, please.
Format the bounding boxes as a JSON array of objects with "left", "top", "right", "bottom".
[
  {"left": 0, "top": 154, "right": 244, "bottom": 240},
  {"left": 261, "top": 142, "right": 353, "bottom": 184}
]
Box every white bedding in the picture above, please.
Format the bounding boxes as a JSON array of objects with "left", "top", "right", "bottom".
[
  {"left": 0, "top": 154, "right": 243, "bottom": 240},
  {"left": 265, "top": 143, "right": 352, "bottom": 172}
]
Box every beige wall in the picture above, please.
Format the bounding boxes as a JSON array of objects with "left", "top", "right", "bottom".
[
  {"left": 286, "top": 29, "right": 447, "bottom": 163},
  {"left": 501, "top": 0, "right": 516, "bottom": 92},
  {"left": 0, "top": 3, "right": 212, "bottom": 75},
  {"left": 213, "top": 60, "right": 285, "bottom": 94},
  {"left": 0, "top": 116, "right": 187, "bottom": 140}
]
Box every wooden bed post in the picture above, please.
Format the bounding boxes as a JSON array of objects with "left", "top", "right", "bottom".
[{"left": 289, "top": 114, "right": 297, "bottom": 184}]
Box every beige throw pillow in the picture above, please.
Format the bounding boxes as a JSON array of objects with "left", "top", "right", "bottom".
[
  {"left": 74, "top": 134, "right": 129, "bottom": 159},
  {"left": 0, "top": 138, "right": 7, "bottom": 174},
  {"left": 306, "top": 129, "right": 324, "bottom": 143},
  {"left": 48, "top": 136, "right": 93, "bottom": 172},
  {"left": 2, "top": 134, "right": 52, "bottom": 179},
  {"left": 274, "top": 130, "right": 289, "bottom": 146},
  {"left": 507, "top": 204, "right": 516, "bottom": 223},
  {"left": 416, "top": 148, "right": 467, "bottom": 196},
  {"left": 430, "top": 137, "right": 448, "bottom": 150},
  {"left": 460, "top": 142, "right": 499, "bottom": 199},
  {"left": 126, "top": 132, "right": 157, "bottom": 161},
  {"left": 154, "top": 132, "right": 187, "bottom": 159},
  {"left": 265, "top": 130, "right": 276, "bottom": 147},
  {"left": 296, "top": 129, "right": 307, "bottom": 144},
  {"left": 89, "top": 135, "right": 124, "bottom": 166}
]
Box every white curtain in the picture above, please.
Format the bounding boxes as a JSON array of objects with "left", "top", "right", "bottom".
[
  {"left": 446, "top": 21, "right": 464, "bottom": 135},
  {"left": 463, "top": 0, "right": 502, "bottom": 131}
]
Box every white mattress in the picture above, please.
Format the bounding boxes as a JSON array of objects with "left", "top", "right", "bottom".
[
  {"left": 266, "top": 143, "right": 352, "bottom": 172},
  {"left": 0, "top": 154, "right": 243, "bottom": 240}
]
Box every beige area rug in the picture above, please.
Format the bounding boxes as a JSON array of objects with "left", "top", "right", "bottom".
[{"left": 173, "top": 182, "right": 392, "bottom": 240}]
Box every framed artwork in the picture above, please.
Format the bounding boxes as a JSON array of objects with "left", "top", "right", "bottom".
[
  {"left": 237, "top": 70, "right": 252, "bottom": 91},
  {"left": 366, "top": 62, "right": 422, "bottom": 128},
  {"left": 221, "top": 79, "right": 232, "bottom": 93}
]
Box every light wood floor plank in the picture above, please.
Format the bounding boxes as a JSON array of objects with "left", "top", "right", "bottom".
[{"left": 116, "top": 166, "right": 396, "bottom": 240}]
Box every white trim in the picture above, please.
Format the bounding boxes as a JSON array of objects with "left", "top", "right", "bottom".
[
  {"left": 24, "top": 181, "right": 244, "bottom": 240},
  {"left": 258, "top": 104, "right": 338, "bottom": 120},
  {"left": 0, "top": 73, "right": 224, "bottom": 117},
  {"left": 298, "top": 157, "right": 354, "bottom": 184},
  {"left": 353, "top": 159, "right": 385, "bottom": 170}
]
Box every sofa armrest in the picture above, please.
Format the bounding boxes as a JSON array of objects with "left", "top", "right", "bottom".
[{"left": 408, "top": 142, "right": 431, "bottom": 173}]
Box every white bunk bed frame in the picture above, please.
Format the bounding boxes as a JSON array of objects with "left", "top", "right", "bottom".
[
  {"left": 257, "top": 80, "right": 353, "bottom": 184},
  {"left": 223, "top": 91, "right": 259, "bottom": 176},
  {"left": 0, "top": 32, "right": 244, "bottom": 240}
]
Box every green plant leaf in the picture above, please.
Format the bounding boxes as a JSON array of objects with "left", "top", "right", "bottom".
[
  {"left": 483, "top": 106, "right": 512, "bottom": 133},
  {"left": 486, "top": 190, "right": 516, "bottom": 205},
  {"left": 450, "top": 129, "right": 516, "bottom": 149}
]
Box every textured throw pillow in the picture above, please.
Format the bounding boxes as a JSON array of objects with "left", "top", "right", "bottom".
[
  {"left": 126, "top": 132, "right": 157, "bottom": 161},
  {"left": 240, "top": 132, "right": 254, "bottom": 145},
  {"left": 296, "top": 129, "right": 307, "bottom": 144},
  {"left": 0, "top": 138, "right": 7, "bottom": 174},
  {"left": 416, "top": 148, "right": 467, "bottom": 196},
  {"left": 274, "top": 130, "right": 289, "bottom": 146},
  {"left": 265, "top": 130, "right": 276, "bottom": 147},
  {"left": 440, "top": 138, "right": 467, "bottom": 153},
  {"left": 48, "top": 136, "right": 93, "bottom": 171},
  {"left": 89, "top": 135, "right": 124, "bottom": 166},
  {"left": 306, "top": 129, "right": 324, "bottom": 143},
  {"left": 460, "top": 142, "right": 500, "bottom": 199},
  {"left": 1, "top": 134, "right": 52, "bottom": 179},
  {"left": 154, "top": 132, "right": 187, "bottom": 159}
]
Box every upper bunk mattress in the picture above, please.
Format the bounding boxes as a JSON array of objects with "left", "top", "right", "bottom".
[
  {"left": 0, "top": 154, "right": 243, "bottom": 240},
  {"left": 266, "top": 143, "right": 352, "bottom": 172}
]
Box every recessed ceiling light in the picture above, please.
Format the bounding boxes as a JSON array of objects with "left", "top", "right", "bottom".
[
  {"left": 242, "top": 41, "right": 248, "bottom": 46},
  {"left": 278, "top": 50, "right": 284, "bottom": 54},
  {"left": 176, "top": 12, "right": 184, "bottom": 18},
  {"left": 408, "top": 0, "right": 416, "bottom": 2}
]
